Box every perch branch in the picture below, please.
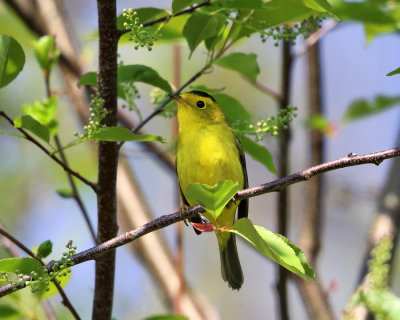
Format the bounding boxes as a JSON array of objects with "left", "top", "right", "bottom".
[{"left": 1, "top": 147, "right": 399, "bottom": 298}]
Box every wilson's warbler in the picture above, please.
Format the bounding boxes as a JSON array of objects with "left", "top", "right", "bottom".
[{"left": 170, "top": 90, "right": 248, "bottom": 290}]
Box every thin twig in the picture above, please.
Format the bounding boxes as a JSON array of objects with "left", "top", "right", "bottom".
[
  {"left": 242, "top": 76, "right": 283, "bottom": 102},
  {"left": 117, "top": 1, "right": 212, "bottom": 37},
  {"left": 54, "top": 136, "right": 97, "bottom": 242},
  {"left": 1, "top": 147, "right": 399, "bottom": 298},
  {"left": 0, "top": 226, "right": 81, "bottom": 320},
  {"left": 0, "top": 111, "right": 98, "bottom": 192}
]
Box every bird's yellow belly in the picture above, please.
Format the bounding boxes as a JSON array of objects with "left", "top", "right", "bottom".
[{"left": 176, "top": 128, "right": 244, "bottom": 206}]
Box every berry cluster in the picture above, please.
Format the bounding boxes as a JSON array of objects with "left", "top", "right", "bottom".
[
  {"left": 1, "top": 241, "right": 76, "bottom": 294},
  {"left": 123, "top": 8, "right": 159, "bottom": 51},
  {"left": 74, "top": 93, "right": 106, "bottom": 139},
  {"left": 259, "top": 16, "right": 324, "bottom": 46}
]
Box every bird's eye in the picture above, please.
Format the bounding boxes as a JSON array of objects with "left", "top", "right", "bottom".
[{"left": 196, "top": 100, "right": 205, "bottom": 109}]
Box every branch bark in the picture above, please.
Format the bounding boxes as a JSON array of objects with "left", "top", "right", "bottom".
[
  {"left": 1, "top": 147, "right": 398, "bottom": 298},
  {"left": 294, "top": 41, "right": 335, "bottom": 320},
  {"left": 93, "top": 1, "right": 119, "bottom": 319}
]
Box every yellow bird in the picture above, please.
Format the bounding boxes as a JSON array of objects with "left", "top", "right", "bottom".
[{"left": 170, "top": 90, "right": 248, "bottom": 290}]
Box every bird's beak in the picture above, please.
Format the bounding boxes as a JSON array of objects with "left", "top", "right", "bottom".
[{"left": 169, "top": 94, "right": 185, "bottom": 103}]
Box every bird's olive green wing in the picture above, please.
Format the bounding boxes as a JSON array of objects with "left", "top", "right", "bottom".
[{"left": 233, "top": 132, "right": 249, "bottom": 220}]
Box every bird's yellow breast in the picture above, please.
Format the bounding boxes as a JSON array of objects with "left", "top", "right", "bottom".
[{"left": 176, "top": 123, "right": 244, "bottom": 205}]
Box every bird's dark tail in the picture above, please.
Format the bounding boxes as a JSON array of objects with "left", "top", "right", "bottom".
[{"left": 219, "top": 233, "right": 243, "bottom": 290}]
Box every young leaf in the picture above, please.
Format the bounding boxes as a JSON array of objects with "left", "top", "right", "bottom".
[
  {"left": 77, "top": 72, "right": 98, "bottom": 88},
  {"left": 36, "top": 240, "right": 53, "bottom": 259},
  {"left": 56, "top": 188, "right": 74, "bottom": 198},
  {"left": 79, "top": 66, "right": 172, "bottom": 94},
  {"left": 230, "top": 218, "right": 315, "bottom": 280},
  {"left": 118, "top": 64, "right": 172, "bottom": 93},
  {"left": 343, "top": 95, "right": 400, "bottom": 122},
  {"left": 330, "top": 0, "right": 395, "bottom": 24},
  {"left": 0, "top": 257, "right": 43, "bottom": 277},
  {"left": 215, "top": 52, "right": 260, "bottom": 82},
  {"left": 218, "top": 0, "right": 263, "bottom": 9},
  {"left": 14, "top": 115, "right": 50, "bottom": 143},
  {"left": 254, "top": 224, "right": 315, "bottom": 279},
  {"left": 249, "top": 0, "right": 315, "bottom": 27},
  {"left": 387, "top": 67, "right": 400, "bottom": 77},
  {"left": 238, "top": 135, "right": 277, "bottom": 175},
  {"left": 0, "top": 305, "right": 20, "bottom": 319},
  {"left": 302, "top": 0, "right": 334, "bottom": 14},
  {"left": 22, "top": 96, "right": 58, "bottom": 136},
  {"left": 186, "top": 180, "right": 240, "bottom": 222},
  {"left": 172, "top": 0, "right": 198, "bottom": 14},
  {"left": 183, "top": 13, "right": 224, "bottom": 56},
  {"left": 32, "top": 35, "right": 60, "bottom": 72},
  {"left": 0, "top": 35, "right": 25, "bottom": 88},
  {"left": 93, "top": 126, "right": 166, "bottom": 143}
]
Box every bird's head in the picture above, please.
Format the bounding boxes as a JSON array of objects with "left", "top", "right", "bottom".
[{"left": 169, "top": 90, "right": 226, "bottom": 128}]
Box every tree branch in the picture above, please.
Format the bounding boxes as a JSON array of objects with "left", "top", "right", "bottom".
[
  {"left": 0, "top": 111, "right": 98, "bottom": 192},
  {"left": 116, "top": 1, "right": 212, "bottom": 37},
  {"left": 0, "top": 226, "right": 81, "bottom": 320},
  {"left": 93, "top": 1, "right": 119, "bottom": 319},
  {"left": 1, "top": 147, "right": 398, "bottom": 298},
  {"left": 276, "top": 39, "right": 293, "bottom": 320}
]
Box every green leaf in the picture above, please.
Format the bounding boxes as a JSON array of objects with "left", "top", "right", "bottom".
[
  {"left": 254, "top": 224, "right": 315, "bottom": 279},
  {"left": 186, "top": 181, "right": 240, "bottom": 223},
  {"left": 118, "top": 64, "right": 172, "bottom": 94},
  {"left": 249, "top": 0, "right": 315, "bottom": 27},
  {"left": 238, "top": 135, "right": 277, "bottom": 175},
  {"left": 158, "top": 15, "right": 189, "bottom": 41},
  {"left": 172, "top": 0, "right": 198, "bottom": 14},
  {"left": 36, "top": 240, "right": 52, "bottom": 259},
  {"left": 0, "top": 35, "right": 25, "bottom": 88},
  {"left": 0, "top": 305, "right": 20, "bottom": 320},
  {"left": 215, "top": 52, "right": 260, "bottom": 82},
  {"left": 330, "top": 0, "right": 396, "bottom": 24},
  {"left": 0, "top": 257, "right": 43, "bottom": 277},
  {"left": 144, "top": 315, "right": 188, "bottom": 320},
  {"left": 93, "top": 126, "right": 166, "bottom": 143},
  {"left": 77, "top": 72, "right": 97, "bottom": 88},
  {"left": 302, "top": 0, "right": 334, "bottom": 14},
  {"left": 22, "top": 96, "right": 58, "bottom": 136},
  {"left": 79, "top": 65, "right": 172, "bottom": 95},
  {"left": 216, "top": 0, "right": 263, "bottom": 9},
  {"left": 387, "top": 67, "right": 400, "bottom": 77},
  {"left": 56, "top": 188, "right": 74, "bottom": 198},
  {"left": 343, "top": 95, "right": 400, "bottom": 122},
  {"left": 32, "top": 35, "right": 60, "bottom": 72},
  {"left": 183, "top": 13, "right": 224, "bottom": 56},
  {"left": 230, "top": 218, "right": 315, "bottom": 280},
  {"left": 14, "top": 115, "right": 50, "bottom": 143}
]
